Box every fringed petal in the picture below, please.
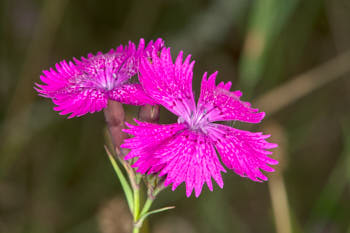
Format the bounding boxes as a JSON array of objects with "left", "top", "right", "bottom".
[
  {"left": 121, "top": 120, "right": 187, "bottom": 161},
  {"left": 35, "top": 60, "right": 108, "bottom": 118},
  {"left": 121, "top": 121, "right": 186, "bottom": 174},
  {"left": 143, "top": 38, "right": 165, "bottom": 58},
  {"left": 77, "top": 43, "right": 138, "bottom": 89},
  {"left": 208, "top": 124, "right": 278, "bottom": 182},
  {"left": 139, "top": 48, "right": 196, "bottom": 118},
  {"left": 155, "top": 130, "right": 226, "bottom": 197},
  {"left": 109, "top": 84, "right": 156, "bottom": 105},
  {"left": 52, "top": 87, "right": 107, "bottom": 118},
  {"left": 198, "top": 72, "right": 265, "bottom": 123}
]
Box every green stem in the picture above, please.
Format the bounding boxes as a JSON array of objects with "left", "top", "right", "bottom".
[
  {"left": 132, "top": 226, "right": 140, "bottom": 233},
  {"left": 133, "top": 187, "right": 140, "bottom": 221},
  {"left": 132, "top": 185, "right": 141, "bottom": 233},
  {"left": 140, "top": 198, "right": 154, "bottom": 217},
  {"left": 131, "top": 175, "right": 165, "bottom": 232}
]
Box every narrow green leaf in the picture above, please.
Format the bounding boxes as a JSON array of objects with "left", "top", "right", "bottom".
[
  {"left": 137, "top": 206, "right": 175, "bottom": 225},
  {"left": 105, "top": 146, "right": 134, "bottom": 212}
]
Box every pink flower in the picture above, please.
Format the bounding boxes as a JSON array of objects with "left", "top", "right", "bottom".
[
  {"left": 121, "top": 48, "right": 278, "bottom": 197},
  {"left": 35, "top": 38, "right": 164, "bottom": 118}
]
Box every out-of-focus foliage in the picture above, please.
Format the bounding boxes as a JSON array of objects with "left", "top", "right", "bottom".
[{"left": 1, "top": 0, "right": 350, "bottom": 233}]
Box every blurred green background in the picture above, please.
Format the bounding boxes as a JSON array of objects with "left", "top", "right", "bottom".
[{"left": 1, "top": 0, "right": 350, "bottom": 233}]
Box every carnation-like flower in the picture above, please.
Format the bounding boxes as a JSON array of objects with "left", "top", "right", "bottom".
[
  {"left": 35, "top": 38, "right": 164, "bottom": 118},
  {"left": 121, "top": 48, "right": 278, "bottom": 197}
]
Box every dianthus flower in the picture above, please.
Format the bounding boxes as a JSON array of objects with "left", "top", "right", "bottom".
[
  {"left": 122, "top": 48, "right": 278, "bottom": 197},
  {"left": 35, "top": 38, "right": 163, "bottom": 118}
]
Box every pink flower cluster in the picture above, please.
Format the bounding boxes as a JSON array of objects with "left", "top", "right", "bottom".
[
  {"left": 36, "top": 38, "right": 278, "bottom": 197},
  {"left": 35, "top": 39, "right": 163, "bottom": 118}
]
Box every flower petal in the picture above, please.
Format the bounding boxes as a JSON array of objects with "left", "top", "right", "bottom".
[
  {"left": 109, "top": 84, "right": 156, "bottom": 105},
  {"left": 52, "top": 87, "right": 107, "bottom": 118},
  {"left": 139, "top": 48, "right": 196, "bottom": 118},
  {"left": 208, "top": 124, "right": 278, "bottom": 182},
  {"left": 197, "top": 72, "right": 265, "bottom": 123},
  {"left": 35, "top": 60, "right": 108, "bottom": 118},
  {"left": 77, "top": 43, "right": 138, "bottom": 89},
  {"left": 121, "top": 121, "right": 187, "bottom": 173},
  {"left": 155, "top": 130, "right": 226, "bottom": 197},
  {"left": 144, "top": 38, "right": 164, "bottom": 57}
]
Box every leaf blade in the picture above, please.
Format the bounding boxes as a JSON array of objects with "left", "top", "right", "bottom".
[
  {"left": 137, "top": 206, "right": 175, "bottom": 226},
  {"left": 105, "top": 145, "right": 134, "bottom": 212}
]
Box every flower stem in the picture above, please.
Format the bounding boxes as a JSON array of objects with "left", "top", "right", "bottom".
[
  {"left": 140, "top": 198, "right": 154, "bottom": 217},
  {"left": 132, "top": 226, "right": 140, "bottom": 233},
  {"left": 132, "top": 181, "right": 141, "bottom": 233},
  {"left": 133, "top": 187, "right": 141, "bottom": 221}
]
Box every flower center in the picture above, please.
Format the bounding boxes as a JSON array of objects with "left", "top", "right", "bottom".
[
  {"left": 77, "top": 53, "right": 133, "bottom": 92},
  {"left": 177, "top": 110, "right": 209, "bottom": 132}
]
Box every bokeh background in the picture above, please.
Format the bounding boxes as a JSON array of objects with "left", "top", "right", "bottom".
[{"left": 1, "top": 0, "right": 350, "bottom": 233}]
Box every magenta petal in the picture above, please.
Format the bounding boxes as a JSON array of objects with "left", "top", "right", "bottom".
[
  {"left": 139, "top": 48, "right": 196, "bottom": 117},
  {"left": 36, "top": 61, "right": 78, "bottom": 98},
  {"left": 144, "top": 38, "right": 164, "bottom": 57},
  {"left": 152, "top": 130, "right": 226, "bottom": 197},
  {"left": 109, "top": 84, "right": 156, "bottom": 105},
  {"left": 77, "top": 45, "right": 138, "bottom": 89},
  {"left": 52, "top": 87, "right": 108, "bottom": 118},
  {"left": 208, "top": 124, "right": 278, "bottom": 182},
  {"left": 122, "top": 121, "right": 187, "bottom": 175},
  {"left": 36, "top": 60, "right": 108, "bottom": 117},
  {"left": 121, "top": 121, "right": 187, "bottom": 160},
  {"left": 197, "top": 72, "right": 265, "bottom": 123}
]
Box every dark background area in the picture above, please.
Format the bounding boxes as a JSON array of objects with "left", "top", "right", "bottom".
[{"left": 1, "top": 0, "right": 350, "bottom": 233}]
